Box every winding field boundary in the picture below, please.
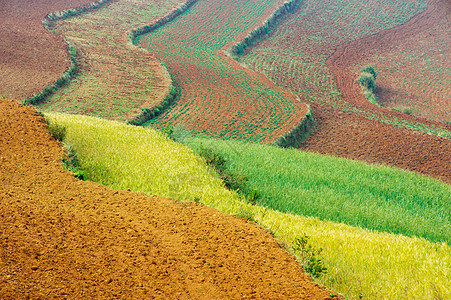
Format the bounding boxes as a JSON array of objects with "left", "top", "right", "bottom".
[
  {"left": 131, "top": 0, "right": 314, "bottom": 146},
  {"left": 126, "top": 0, "right": 197, "bottom": 126},
  {"left": 31, "top": 0, "right": 313, "bottom": 145},
  {"left": 24, "top": 0, "right": 115, "bottom": 106},
  {"left": 222, "top": 0, "right": 314, "bottom": 146},
  {"left": 326, "top": 0, "right": 451, "bottom": 135}
]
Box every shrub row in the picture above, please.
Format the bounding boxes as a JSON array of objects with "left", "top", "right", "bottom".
[
  {"left": 128, "top": 0, "right": 198, "bottom": 43},
  {"left": 128, "top": 76, "right": 179, "bottom": 126},
  {"left": 24, "top": 43, "right": 77, "bottom": 106},
  {"left": 25, "top": 0, "right": 112, "bottom": 105},
  {"left": 228, "top": 0, "right": 302, "bottom": 57},
  {"left": 42, "top": 0, "right": 112, "bottom": 29},
  {"left": 127, "top": 0, "right": 197, "bottom": 125},
  {"left": 273, "top": 105, "right": 315, "bottom": 148}
]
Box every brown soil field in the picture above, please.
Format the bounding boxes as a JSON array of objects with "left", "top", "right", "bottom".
[
  {"left": 242, "top": 0, "right": 451, "bottom": 183},
  {"left": 0, "top": 0, "right": 95, "bottom": 101},
  {"left": 353, "top": 0, "right": 451, "bottom": 123},
  {"left": 322, "top": 0, "right": 451, "bottom": 183},
  {"left": 36, "top": 0, "right": 184, "bottom": 123},
  {"left": 139, "top": 0, "right": 308, "bottom": 143},
  {"left": 0, "top": 98, "right": 341, "bottom": 299}
]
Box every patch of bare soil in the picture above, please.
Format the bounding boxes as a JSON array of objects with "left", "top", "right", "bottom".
[
  {"left": 300, "top": 105, "right": 451, "bottom": 184},
  {"left": 0, "top": 0, "right": 95, "bottom": 101},
  {"left": 0, "top": 98, "right": 341, "bottom": 299}
]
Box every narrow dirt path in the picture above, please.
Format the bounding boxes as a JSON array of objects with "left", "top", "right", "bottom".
[
  {"left": 300, "top": 0, "right": 451, "bottom": 184},
  {"left": 0, "top": 98, "right": 341, "bottom": 299}
]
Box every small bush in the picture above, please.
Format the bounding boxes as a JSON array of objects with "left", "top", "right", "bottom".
[
  {"left": 361, "top": 65, "right": 377, "bottom": 80},
  {"left": 62, "top": 143, "right": 85, "bottom": 180},
  {"left": 293, "top": 235, "right": 327, "bottom": 278},
  {"left": 197, "top": 146, "right": 248, "bottom": 193},
  {"left": 357, "top": 74, "right": 375, "bottom": 92},
  {"left": 246, "top": 187, "right": 261, "bottom": 205}
]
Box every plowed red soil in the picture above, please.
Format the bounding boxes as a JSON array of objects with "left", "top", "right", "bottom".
[
  {"left": 0, "top": 0, "right": 95, "bottom": 101},
  {"left": 320, "top": 0, "right": 451, "bottom": 183},
  {"left": 0, "top": 98, "right": 341, "bottom": 299},
  {"left": 357, "top": 0, "right": 450, "bottom": 122}
]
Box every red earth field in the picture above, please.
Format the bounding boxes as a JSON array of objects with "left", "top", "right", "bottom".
[
  {"left": 352, "top": 0, "right": 451, "bottom": 123},
  {"left": 0, "top": 0, "right": 96, "bottom": 101},
  {"left": 242, "top": 0, "right": 451, "bottom": 183},
  {"left": 322, "top": 0, "right": 451, "bottom": 183},
  {"left": 138, "top": 0, "right": 308, "bottom": 143},
  {"left": 0, "top": 98, "right": 342, "bottom": 299}
]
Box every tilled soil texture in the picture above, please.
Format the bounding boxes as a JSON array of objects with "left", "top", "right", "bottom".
[
  {"left": 0, "top": 98, "right": 341, "bottom": 299},
  {"left": 0, "top": 0, "right": 95, "bottom": 101},
  {"left": 328, "top": 0, "right": 450, "bottom": 122},
  {"left": 351, "top": 0, "right": 451, "bottom": 122},
  {"left": 323, "top": 0, "right": 451, "bottom": 183},
  {"left": 138, "top": 0, "right": 308, "bottom": 143},
  {"left": 241, "top": 0, "right": 451, "bottom": 183}
]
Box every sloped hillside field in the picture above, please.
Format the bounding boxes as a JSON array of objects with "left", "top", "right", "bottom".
[
  {"left": 0, "top": 98, "right": 340, "bottom": 299},
  {"left": 138, "top": 0, "right": 308, "bottom": 142},
  {"left": 0, "top": 0, "right": 94, "bottom": 101},
  {"left": 353, "top": 0, "right": 450, "bottom": 122},
  {"left": 35, "top": 0, "right": 184, "bottom": 122},
  {"left": 242, "top": 0, "right": 451, "bottom": 182}
]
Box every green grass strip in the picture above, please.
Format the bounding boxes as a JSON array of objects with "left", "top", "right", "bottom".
[{"left": 185, "top": 137, "right": 450, "bottom": 244}]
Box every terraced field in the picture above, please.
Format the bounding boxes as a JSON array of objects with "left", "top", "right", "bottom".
[
  {"left": 35, "top": 0, "right": 185, "bottom": 122},
  {"left": 0, "top": 0, "right": 93, "bottom": 100},
  {"left": 241, "top": 0, "right": 451, "bottom": 181},
  {"left": 138, "top": 0, "right": 307, "bottom": 142},
  {"left": 354, "top": 0, "right": 451, "bottom": 122},
  {"left": 2, "top": 0, "right": 451, "bottom": 298}
]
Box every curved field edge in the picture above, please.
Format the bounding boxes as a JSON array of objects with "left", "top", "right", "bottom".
[
  {"left": 130, "top": 0, "right": 314, "bottom": 145},
  {"left": 227, "top": 0, "right": 301, "bottom": 59},
  {"left": 137, "top": 0, "right": 311, "bottom": 144},
  {"left": 185, "top": 137, "right": 450, "bottom": 244},
  {"left": 226, "top": 0, "right": 315, "bottom": 147},
  {"left": 23, "top": 0, "right": 114, "bottom": 106},
  {"left": 126, "top": 0, "right": 197, "bottom": 126},
  {"left": 47, "top": 112, "right": 451, "bottom": 299},
  {"left": 239, "top": 0, "right": 450, "bottom": 138}
]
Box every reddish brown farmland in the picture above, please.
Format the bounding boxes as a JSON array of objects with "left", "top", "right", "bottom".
[
  {"left": 352, "top": 0, "right": 451, "bottom": 123},
  {"left": 0, "top": 98, "right": 341, "bottom": 299},
  {"left": 35, "top": 0, "right": 188, "bottom": 122},
  {"left": 0, "top": 0, "right": 95, "bottom": 101},
  {"left": 138, "top": 0, "right": 308, "bottom": 143},
  {"left": 242, "top": 0, "right": 451, "bottom": 182}
]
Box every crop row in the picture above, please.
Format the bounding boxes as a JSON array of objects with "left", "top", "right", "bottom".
[
  {"left": 241, "top": 0, "right": 430, "bottom": 124},
  {"left": 36, "top": 0, "right": 182, "bottom": 122},
  {"left": 48, "top": 112, "right": 451, "bottom": 300},
  {"left": 137, "top": 0, "right": 307, "bottom": 143}
]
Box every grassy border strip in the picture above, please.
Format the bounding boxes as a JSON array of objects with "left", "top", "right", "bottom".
[
  {"left": 127, "top": 0, "right": 198, "bottom": 44},
  {"left": 227, "top": 0, "right": 301, "bottom": 58},
  {"left": 126, "top": 0, "right": 198, "bottom": 126},
  {"left": 41, "top": 0, "right": 113, "bottom": 30},
  {"left": 273, "top": 105, "right": 315, "bottom": 148},
  {"left": 128, "top": 64, "right": 180, "bottom": 126},
  {"left": 226, "top": 0, "right": 313, "bottom": 148},
  {"left": 24, "top": 42, "right": 77, "bottom": 106}
]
